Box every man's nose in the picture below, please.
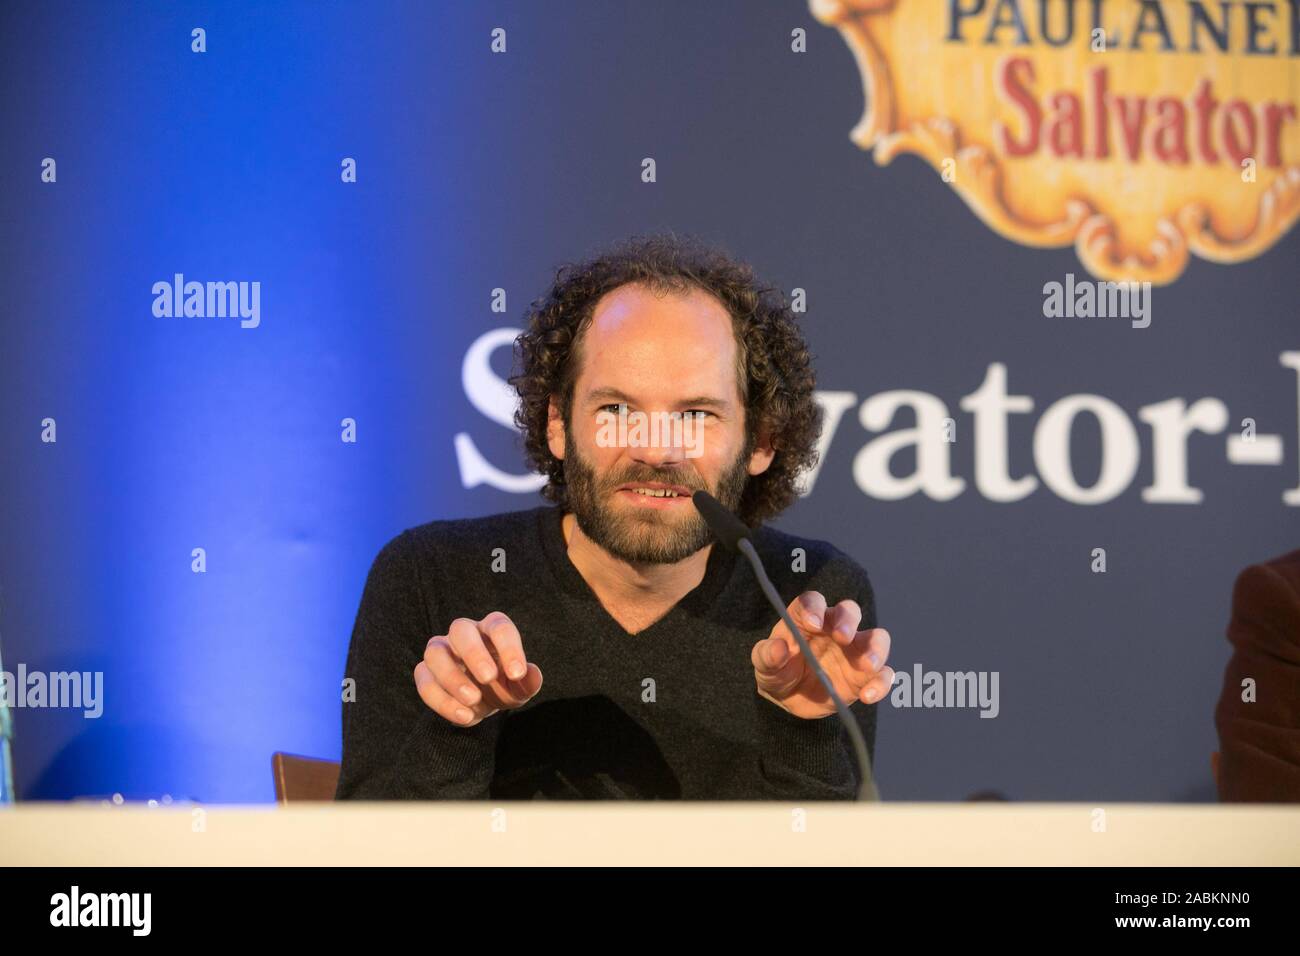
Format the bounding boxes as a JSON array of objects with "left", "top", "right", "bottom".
[{"left": 628, "top": 413, "right": 687, "bottom": 468}]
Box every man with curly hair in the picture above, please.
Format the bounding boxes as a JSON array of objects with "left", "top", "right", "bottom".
[{"left": 336, "top": 234, "right": 894, "bottom": 801}]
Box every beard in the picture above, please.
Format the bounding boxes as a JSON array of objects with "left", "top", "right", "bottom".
[{"left": 562, "top": 433, "right": 754, "bottom": 565}]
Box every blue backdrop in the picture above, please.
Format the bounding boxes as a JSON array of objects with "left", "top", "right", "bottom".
[{"left": 2, "top": 0, "right": 1296, "bottom": 803}]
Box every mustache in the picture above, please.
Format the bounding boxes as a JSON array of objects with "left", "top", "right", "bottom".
[{"left": 603, "top": 469, "right": 706, "bottom": 492}]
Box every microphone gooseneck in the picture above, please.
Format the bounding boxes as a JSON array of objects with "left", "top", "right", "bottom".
[{"left": 692, "top": 490, "right": 879, "bottom": 802}]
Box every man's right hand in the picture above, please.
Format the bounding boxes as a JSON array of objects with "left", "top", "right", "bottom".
[{"left": 413, "top": 611, "right": 543, "bottom": 727}]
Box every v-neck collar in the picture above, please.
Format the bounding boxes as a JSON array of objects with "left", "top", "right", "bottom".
[{"left": 536, "top": 505, "right": 738, "bottom": 635}]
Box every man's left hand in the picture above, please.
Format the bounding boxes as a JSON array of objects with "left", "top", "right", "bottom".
[{"left": 752, "top": 590, "right": 894, "bottom": 719}]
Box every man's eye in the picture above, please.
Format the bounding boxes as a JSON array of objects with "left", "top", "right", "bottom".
[
  {"left": 674, "top": 410, "right": 711, "bottom": 421},
  {"left": 600, "top": 403, "right": 629, "bottom": 415}
]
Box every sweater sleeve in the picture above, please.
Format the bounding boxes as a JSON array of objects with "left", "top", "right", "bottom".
[
  {"left": 335, "top": 530, "right": 503, "bottom": 800},
  {"left": 751, "top": 559, "right": 881, "bottom": 801}
]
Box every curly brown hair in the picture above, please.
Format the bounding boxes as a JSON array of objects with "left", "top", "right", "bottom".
[{"left": 509, "top": 232, "right": 823, "bottom": 527}]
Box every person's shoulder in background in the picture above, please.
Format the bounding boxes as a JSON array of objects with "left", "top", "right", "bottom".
[{"left": 1214, "top": 548, "right": 1300, "bottom": 802}]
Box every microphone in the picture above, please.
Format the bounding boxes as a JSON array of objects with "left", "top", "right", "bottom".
[{"left": 692, "top": 490, "right": 879, "bottom": 802}]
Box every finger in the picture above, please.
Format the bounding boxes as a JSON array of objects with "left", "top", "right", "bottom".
[
  {"left": 424, "top": 637, "right": 482, "bottom": 707},
  {"left": 413, "top": 661, "right": 478, "bottom": 725},
  {"left": 824, "top": 599, "right": 863, "bottom": 647},
  {"left": 776, "top": 590, "right": 827, "bottom": 644},
  {"left": 513, "top": 662, "right": 544, "bottom": 701},
  {"left": 751, "top": 636, "right": 790, "bottom": 676},
  {"left": 835, "top": 626, "right": 892, "bottom": 685},
  {"left": 751, "top": 638, "right": 803, "bottom": 697},
  {"left": 861, "top": 627, "right": 891, "bottom": 673},
  {"left": 859, "top": 665, "right": 896, "bottom": 705},
  {"left": 485, "top": 661, "right": 545, "bottom": 708},
  {"left": 479, "top": 611, "right": 529, "bottom": 681},
  {"left": 448, "top": 617, "right": 498, "bottom": 684}
]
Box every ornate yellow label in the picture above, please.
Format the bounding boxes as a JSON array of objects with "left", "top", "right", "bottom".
[{"left": 812, "top": 0, "right": 1300, "bottom": 283}]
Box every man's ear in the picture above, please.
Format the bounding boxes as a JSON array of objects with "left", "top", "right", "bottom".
[
  {"left": 546, "top": 397, "right": 566, "bottom": 461},
  {"left": 747, "top": 422, "right": 776, "bottom": 476}
]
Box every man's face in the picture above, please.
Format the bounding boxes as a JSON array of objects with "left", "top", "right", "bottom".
[{"left": 546, "top": 282, "right": 775, "bottom": 564}]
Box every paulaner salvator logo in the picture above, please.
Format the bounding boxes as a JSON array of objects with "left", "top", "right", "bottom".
[
  {"left": 813, "top": 0, "right": 1300, "bottom": 284},
  {"left": 152, "top": 274, "right": 261, "bottom": 328}
]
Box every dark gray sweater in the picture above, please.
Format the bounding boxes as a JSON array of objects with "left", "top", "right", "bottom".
[{"left": 335, "top": 505, "right": 879, "bottom": 800}]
